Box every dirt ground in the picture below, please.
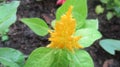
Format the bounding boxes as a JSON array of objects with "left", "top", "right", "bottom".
[{"left": 0, "top": 0, "right": 120, "bottom": 67}]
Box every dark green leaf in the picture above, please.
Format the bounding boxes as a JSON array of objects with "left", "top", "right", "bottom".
[{"left": 114, "top": 0, "right": 120, "bottom": 6}]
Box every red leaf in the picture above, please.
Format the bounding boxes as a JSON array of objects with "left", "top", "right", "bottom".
[{"left": 56, "top": 0, "right": 66, "bottom": 5}]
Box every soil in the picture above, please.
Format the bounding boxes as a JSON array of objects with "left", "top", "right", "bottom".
[{"left": 0, "top": 0, "right": 120, "bottom": 67}]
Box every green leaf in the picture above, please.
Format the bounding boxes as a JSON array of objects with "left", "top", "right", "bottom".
[
  {"left": 99, "top": 39, "right": 120, "bottom": 55},
  {"left": 100, "top": 0, "right": 109, "bottom": 4},
  {"left": 0, "top": 48, "right": 25, "bottom": 67},
  {"left": 21, "top": 18, "right": 49, "bottom": 36},
  {"left": 0, "top": 1, "right": 19, "bottom": 21},
  {"left": 114, "top": 0, "right": 120, "bottom": 6},
  {"left": 69, "top": 50, "right": 94, "bottom": 67},
  {"left": 114, "top": 7, "right": 120, "bottom": 17},
  {"left": 50, "top": 49, "right": 71, "bottom": 67},
  {"left": 106, "top": 12, "right": 114, "bottom": 20},
  {"left": 24, "top": 47, "right": 54, "bottom": 67},
  {"left": 83, "top": 19, "right": 98, "bottom": 30},
  {"left": 0, "top": 1, "right": 20, "bottom": 36},
  {"left": 95, "top": 5, "right": 104, "bottom": 15},
  {"left": 0, "top": 13, "right": 16, "bottom": 34},
  {"left": 75, "top": 28, "right": 102, "bottom": 47},
  {"left": 51, "top": 20, "right": 56, "bottom": 28},
  {"left": 24, "top": 47, "right": 71, "bottom": 67},
  {"left": 0, "top": 0, "right": 5, "bottom": 3},
  {"left": 56, "top": 0, "right": 87, "bottom": 29},
  {"left": 1, "top": 35, "right": 8, "bottom": 41}
]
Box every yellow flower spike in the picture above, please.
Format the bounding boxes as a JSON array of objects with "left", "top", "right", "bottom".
[{"left": 47, "top": 6, "right": 83, "bottom": 52}]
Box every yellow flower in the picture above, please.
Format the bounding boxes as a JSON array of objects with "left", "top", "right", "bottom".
[{"left": 47, "top": 6, "right": 83, "bottom": 51}]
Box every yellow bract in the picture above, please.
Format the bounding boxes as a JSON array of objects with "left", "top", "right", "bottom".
[{"left": 47, "top": 6, "right": 83, "bottom": 51}]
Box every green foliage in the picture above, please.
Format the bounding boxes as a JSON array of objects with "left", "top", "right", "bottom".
[
  {"left": 24, "top": 47, "right": 70, "bottom": 67},
  {"left": 0, "top": 0, "right": 5, "bottom": 3},
  {"left": 96, "top": 0, "right": 120, "bottom": 20},
  {"left": 21, "top": 18, "right": 49, "bottom": 36},
  {"left": 77, "top": 19, "right": 102, "bottom": 47},
  {"left": 56, "top": 0, "right": 101, "bottom": 48},
  {"left": 53, "top": 1, "right": 102, "bottom": 48},
  {"left": 100, "top": 0, "right": 109, "bottom": 4},
  {"left": 22, "top": 0, "right": 102, "bottom": 67},
  {"left": 24, "top": 47, "right": 94, "bottom": 67},
  {"left": 83, "top": 19, "right": 99, "bottom": 29},
  {"left": 56, "top": 0, "right": 87, "bottom": 29},
  {"left": 69, "top": 50, "right": 94, "bottom": 67},
  {"left": 99, "top": 39, "right": 120, "bottom": 55},
  {"left": 95, "top": 5, "right": 104, "bottom": 14},
  {"left": 0, "top": 1, "right": 20, "bottom": 41},
  {"left": 56, "top": 5, "right": 102, "bottom": 48},
  {"left": 0, "top": 48, "right": 25, "bottom": 67},
  {"left": 75, "top": 28, "right": 101, "bottom": 48},
  {"left": 106, "top": 12, "right": 114, "bottom": 20}
]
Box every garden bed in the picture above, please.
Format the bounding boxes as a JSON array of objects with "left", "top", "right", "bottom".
[{"left": 0, "top": 0, "right": 120, "bottom": 67}]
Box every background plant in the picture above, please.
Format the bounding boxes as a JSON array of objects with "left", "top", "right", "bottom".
[
  {"left": 0, "top": 1, "right": 20, "bottom": 41},
  {"left": 99, "top": 39, "right": 120, "bottom": 55},
  {"left": 95, "top": 0, "right": 120, "bottom": 20},
  {"left": 0, "top": 0, "right": 6, "bottom": 4},
  {"left": 21, "top": 0, "right": 102, "bottom": 67},
  {"left": 56, "top": 0, "right": 66, "bottom": 5},
  {"left": 0, "top": 48, "right": 25, "bottom": 67}
]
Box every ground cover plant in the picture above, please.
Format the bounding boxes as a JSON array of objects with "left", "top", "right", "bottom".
[
  {"left": 0, "top": 48, "right": 25, "bottom": 67},
  {"left": 100, "top": 39, "right": 120, "bottom": 55},
  {"left": 0, "top": 1, "right": 25, "bottom": 67},
  {"left": 0, "top": 0, "right": 120, "bottom": 67},
  {"left": 95, "top": 0, "right": 120, "bottom": 20},
  {"left": 0, "top": 1, "right": 20, "bottom": 41}
]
